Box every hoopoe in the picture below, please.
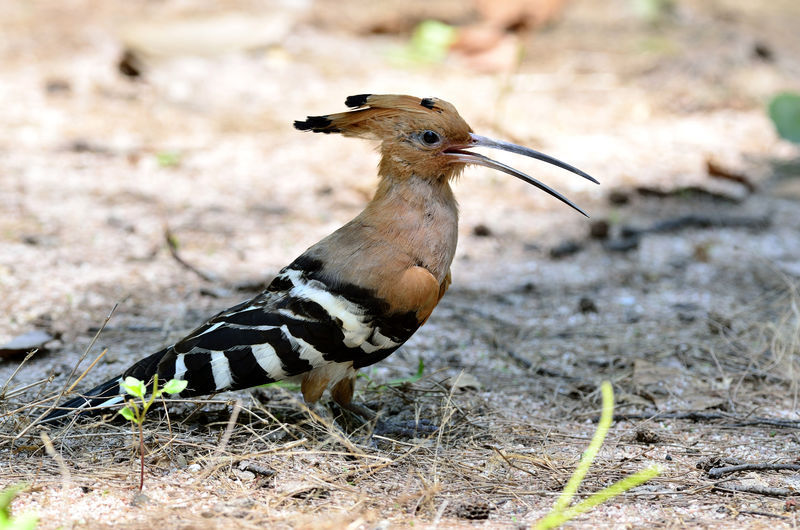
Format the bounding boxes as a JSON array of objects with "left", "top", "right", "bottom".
[{"left": 42, "top": 94, "right": 596, "bottom": 426}]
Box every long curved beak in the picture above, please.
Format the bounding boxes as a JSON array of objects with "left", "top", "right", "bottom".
[{"left": 445, "top": 133, "right": 599, "bottom": 217}]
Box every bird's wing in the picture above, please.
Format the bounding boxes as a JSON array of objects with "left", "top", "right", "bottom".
[{"left": 152, "top": 262, "right": 421, "bottom": 397}]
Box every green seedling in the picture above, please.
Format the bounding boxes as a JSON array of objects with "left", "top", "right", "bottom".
[
  {"left": 259, "top": 380, "right": 301, "bottom": 392},
  {"left": 358, "top": 358, "right": 426, "bottom": 389},
  {"left": 0, "top": 484, "right": 37, "bottom": 530},
  {"left": 534, "top": 382, "right": 660, "bottom": 529},
  {"left": 155, "top": 151, "right": 182, "bottom": 168},
  {"left": 119, "top": 375, "right": 187, "bottom": 491},
  {"left": 386, "top": 357, "right": 425, "bottom": 387}
]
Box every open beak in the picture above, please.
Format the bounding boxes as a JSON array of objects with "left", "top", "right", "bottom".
[{"left": 445, "top": 133, "right": 599, "bottom": 217}]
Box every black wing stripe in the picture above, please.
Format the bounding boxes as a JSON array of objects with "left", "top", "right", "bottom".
[
  {"left": 181, "top": 351, "right": 216, "bottom": 396},
  {"left": 224, "top": 347, "right": 276, "bottom": 389},
  {"left": 264, "top": 327, "right": 313, "bottom": 376},
  {"left": 157, "top": 260, "right": 426, "bottom": 396}
]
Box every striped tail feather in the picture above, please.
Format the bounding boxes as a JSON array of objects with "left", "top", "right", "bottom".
[
  {"left": 40, "top": 348, "right": 170, "bottom": 425},
  {"left": 40, "top": 377, "right": 125, "bottom": 424}
]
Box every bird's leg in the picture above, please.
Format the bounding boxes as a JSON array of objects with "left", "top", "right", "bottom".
[{"left": 330, "top": 375, "right": 437, "bottom": 437}]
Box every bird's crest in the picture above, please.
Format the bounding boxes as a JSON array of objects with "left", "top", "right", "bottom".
[
  {"left": 294, "top": 94, "right": 472, "bottom": 142},
  {"left": 295, "top": 93, "right": 598, "bottom": 214}
]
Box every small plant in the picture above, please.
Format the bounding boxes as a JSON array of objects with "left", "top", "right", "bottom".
[
  {"left": 768, "top": 92, "right": 800, "bottom": 144},
  {"left": 155, "top": 151, "right": 182, "bottom": 168},
  {"left": 358, "top": 357, "right": 426, "bottom": 389},
  {"left": 0, "top": 484, "right": 37, "bottom": 530},
  {"left": 534, "top": 382, "right": 660, "bottom": 529},
  {"left": 119, "top": 375, "right": 187, "bottom": 491}
]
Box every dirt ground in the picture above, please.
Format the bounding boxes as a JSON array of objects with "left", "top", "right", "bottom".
[{"left": 2, "top": 0, "right": 800, "bottom": 528}]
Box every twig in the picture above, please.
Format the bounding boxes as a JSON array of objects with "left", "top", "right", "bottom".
[
  {"left": 612, "top": 411, "right": 800, "bottom": 429},
  {"left": 239, "top": 461, "right": 275, "bottom": 478},
  {"left": 622, "top": 214, "right": 770, "bottom": 238},
  {"left": 490, "top": 445, "right": 540, "bottom": 478},
  {"left": 40, "top": 431, "right": 71, "bottom": 489},
  {"left": 66, "top": 348, "right": 108, "bottom": 393},
  {"left": 196, "top": 399, "right": 243, "bottom": 482},
  {"left": 1, "top": 378, "right": 52, "bottom": 400},
  {"left": 164, "top": 226, "right": 218, "bottom": 282},
  {"left": 708, "top": 463, "right": 800, "bottom": 478},
  {"left": 0, "top": 349, "right": 39, "bottom": 399},
  {"left": 216, "top": 399, "right": 242, "bottom": 456},
  {"left": 18, "top": 304, "right": 118, "bottom": 437},
  {"left": 706, "top": 158, "right": 756, "bottom": 192},
  {"left": 501, "top": 348, "right": 581, "bottom": 382},
  {"left": 714, "top": 484, "right": 793, "bottom": 497},
  {"left": 737, "top": 510, "right": 790, "bottom": 520}
]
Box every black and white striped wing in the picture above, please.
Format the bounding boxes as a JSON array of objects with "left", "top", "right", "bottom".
[{"left": 148, "top": 260, "right": 420, "bottom": 398}]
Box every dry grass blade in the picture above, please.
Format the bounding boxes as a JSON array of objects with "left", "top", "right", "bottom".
[
  {"left": 17, "top": 304, "right": 118, "bottom": 436},
  {"left": 0, "top": 349, "right": 40, "bottom": 399}
]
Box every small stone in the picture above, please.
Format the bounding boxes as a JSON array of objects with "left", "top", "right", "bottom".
[
  {"left": 549, "top": 240, "right": 582, "bottom": 259},
  {"left": 118, "top": 49, "right": 142, "bottom": 78},
  {"left": 578, "top": 296, "right": 598, "bottom": 314},
  {"left": 45, "top": 78, "right": 71, "bottom": 94},
  {"left": 455, "top": 501, "right": 493, "bottom": 520},
  {"left": 608, "top": 190, "right": 630, "bottom": 205},
  {"left": 634, "top": 429, "right": 661, "bottom": 444},
  {"left": 187, "top": 463, "right": 202, "bottom": 473},
  {"left": 589, "top": 220, "right": 610, "bottom": 239},
  {"left": 131, "top": 492, "right": 151, "bottom": 507},
  {"left": 472, "top": 224, "right": 492, "bottom": 237},
  {"left": 752, "top": 41, "right": 773, "bottom": 62},
  {"left": 604, "top": 236, "right": 639, "bottom": 252},
  {"left": 0, "top": 330, "right": 55, "bottom": 358}
]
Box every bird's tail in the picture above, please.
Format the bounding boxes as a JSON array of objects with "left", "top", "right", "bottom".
[
  {"left": 39, "top": 376, "right": 125, "bottom": 424},
  {"left": 39, "top": 348, "right": 169, "bottom": 425}
]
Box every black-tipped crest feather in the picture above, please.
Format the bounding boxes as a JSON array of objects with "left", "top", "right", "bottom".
[
  {"left": 293, "top": 115, "right": 340, "bottom": 134},
  {"left": 345, "top": 94, "right": 371, "bottom": 108}
]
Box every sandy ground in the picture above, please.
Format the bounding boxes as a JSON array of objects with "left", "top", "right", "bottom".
[{"left": 2, "top": 0, "right": 800, "bottom": 528}]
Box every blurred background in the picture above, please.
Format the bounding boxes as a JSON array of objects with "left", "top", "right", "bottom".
[{"left": 1, "top": 0, "right": 799, "bottom": 371}]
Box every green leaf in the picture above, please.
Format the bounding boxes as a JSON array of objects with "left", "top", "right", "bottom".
[
  {"left": 161, "top": 379, "right": 188, "bottom": 395},
  {"left": 0, "top": 485, "right": 38, "bottom": 530},
  {"left": 768, "top": 92, "right": 800, "bottom": 144},
  {"left": 409, "top": 20, "right": 456, "bottom": 63},
  {"left": 119, "top": 407, "right": 136, "bottom": 422},
  {"left": 121, "top": 377, "right": 146, "bottom": 398},
  {"left": 0, "top": 484, "right": 24, "bottom": 516},
  {"left": 156, "top": 151, "right": 181, "bottom": 168},
  {"left": 257, "top": 380, "right": 301, "bottom": 391},
  {"left": 415, "top": 357, "right": 425, "bottom": 379},
  {"left": 534, "top": 382, "right": 660, "bottom": 529},
  {"left": 5, "top": 512, "right": 38, "bottom": 530},
  {"left": 388, "top": 20, "right": 457, "bottom": 65}
]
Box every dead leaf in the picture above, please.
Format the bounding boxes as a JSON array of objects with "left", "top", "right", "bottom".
[{"left": 446, "top": 372, "right": 481, "bottom": 392}]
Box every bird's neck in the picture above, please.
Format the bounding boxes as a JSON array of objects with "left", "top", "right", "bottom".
[
  {"left": 362, "top": 173, "right": 459, "bottom": 279},
  {"left": 371, "top": 173, "right": 456, "bottom": 213},
  {"left": 305, "top": 173, "right": 459, "bottom": 290}
]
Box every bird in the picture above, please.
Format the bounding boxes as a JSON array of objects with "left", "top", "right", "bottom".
[{"left": 41, "top": 94, "right": 597, "bottom": 428}]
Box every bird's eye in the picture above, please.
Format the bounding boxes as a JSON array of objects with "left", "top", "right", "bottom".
[{"left": 421, "top": 130, "right": 440, "bottom": 146}]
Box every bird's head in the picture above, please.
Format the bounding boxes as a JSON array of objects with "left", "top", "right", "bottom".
[{"left": 295, "top": 94, "right": 598, "bottom": 216}]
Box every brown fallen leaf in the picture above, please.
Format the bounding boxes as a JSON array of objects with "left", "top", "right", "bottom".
[{"left": 706, "top": 157, "right": 755, "bottom": 192}]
